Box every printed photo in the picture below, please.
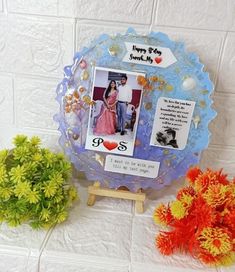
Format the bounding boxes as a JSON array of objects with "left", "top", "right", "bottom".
[
  {"left": 154, "top": 128, "right": 179, "bottom": 148},
  {"left": 85, "top": 67, "right": 145, "bottom": 156}
]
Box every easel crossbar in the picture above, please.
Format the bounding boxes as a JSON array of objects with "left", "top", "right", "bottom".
[{"left": 88, "top": 186, "right": 146, "bottom": 201}]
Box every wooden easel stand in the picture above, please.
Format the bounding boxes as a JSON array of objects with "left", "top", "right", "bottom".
[{"left": 87, "top": 181, "right": 146, "bottom": 213}]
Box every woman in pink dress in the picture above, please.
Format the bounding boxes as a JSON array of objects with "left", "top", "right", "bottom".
[{"left": 94, "top": 80, "right": 118, "bottom": 135}]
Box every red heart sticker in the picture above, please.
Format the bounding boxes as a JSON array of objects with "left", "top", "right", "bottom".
[
  {"left": 103, "top": 141, "right": 118, "bottom": 151},
  {"left": 155, "top": 57, "right": 162, "bottom": 64}
]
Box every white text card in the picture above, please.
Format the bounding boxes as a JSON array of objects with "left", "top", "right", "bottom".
[
  {"left": 123, "top": 42, "right": 177, "bottom": 68},
  {"left": 105, "top": 155, "right": 160, "bottom": 178},
  {"left": 150, "top": 97, "right": 195, "bottom": 150}
]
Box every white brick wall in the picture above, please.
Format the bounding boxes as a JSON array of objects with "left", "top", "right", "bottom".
[
  {"left": 156, "top": 0, "right": 234, "bottom": 31},
  {"left": 8, "top": 0, "right": 76, "bottom": 17},
  {"left": 1, "top": 0, "right": 234, "bottom": 174},
  {"left": 0, "top": 14, "right": 74, "bottom": 77},
  {"left": 0, "top": 1, "right": 235, "bottom": 271},
  {"left": 0, "top": 75, "right": 14, "bottom": 125},
  {"left": 14, "top": 77, "right": 59, "bottom": 130}
]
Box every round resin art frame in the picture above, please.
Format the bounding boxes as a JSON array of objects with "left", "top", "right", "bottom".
[{"left": 55, "top": 28, "right": 216, "bottom": 191}]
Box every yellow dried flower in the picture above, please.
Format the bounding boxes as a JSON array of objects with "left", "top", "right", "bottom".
[
  {"left": 56, "top": 211, "right": 68, "bottom": 223},
  {"left": 0, "top": 165, "right": 7, "bottom": 183},
  {"left": 203, "top": 184, "right": 228, "bottom": 207},
  {"left": 0, "top": 150, "right": 9, "bottom": 163},
  {"left": 14, "top": 181, "right": 31, "bottom": 198},
  {"left": 170, "top": 200, "right": 187, "bottom": 219},
  {"left": 217, "top": 252, "right": 235, "bottom": 266},
  {"left": 153, "top": 203, "right": 169, "bottom": 226},
  {"left": 43, "top": 181, "right": 57, "bottom": 198},
  {"left": 68, "top": 186, "right": 78, "bottom": 202},
  {"left": 30, "top": 136, "right": 41, "bottom": 146},
  {"left": 0, "top": 186, "right": 13, "bottom": 200},
  {"left": 13, "top": 135, "right": 27, "bottom": 147},
  {"left": 26, "top": 189, "right": 40, "bottom": 204},
  {"left": 198, "top": 227, "right": 233, "bottom": 257},
  {"left": 0, "top": 134, "right": 78, "bottom": 229},
  {"left": 180, "top": 193, "right": 193, "bottom": 207},
  {"left": 40, "top": 208, "right": 51, "bottom": 221},
  {"left": 50, "top": 172, "right": 64, "bottom": 185},
  {"left": 32, "top": 153, "right": 42, "bottom": 162},
  {"left": 53, "top": 192, "right": 64, "bottom": 203},
  {"left": 9, "top": 165, "right": 26, "bottom": 183}
]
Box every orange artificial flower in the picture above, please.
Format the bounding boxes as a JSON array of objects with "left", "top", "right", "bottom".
[
  {"left": 177, "top": 186, "right": 196, "bottom": 200},
  {"left": 198, "top": 227, "right": 233, "bottom": 257},
  {"left": 203, "top": 184, "right": 229, "bottom": 207},
  {"left": 156, "top": 232, "right": 174, "bottom": 255},
  {"left": 186, "top": 167, "right": 202, "bottom": 184},
  {"left": 197, "top": 250, "right": 221, "bottom": 265},
  {"left": 153, "top": 204, "right": 172, "bottom": 226},
  {"left": 223, "top": 210, "right": 235, "bottom": 232},
  {"left": 153, "top": 167, "right": 235, "bottom": 267}
]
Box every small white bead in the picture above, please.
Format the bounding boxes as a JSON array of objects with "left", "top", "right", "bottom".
[{"left": 182, "top": 77, "right": 196, "bottom": 90}]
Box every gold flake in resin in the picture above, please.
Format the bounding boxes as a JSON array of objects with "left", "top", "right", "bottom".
[
  {"left": 163, "top": 149, "right": 169, "bottom": 155},
  {"left": 81, "top": 70, "right": 89, "bottom": 80},
  {"left": 108, "top": 44, "right": 119, "bottom": 56},
  {"left": 199, "top": 100, "right": 206, "bottom": 108},
  {"left": 165, "top": 85, "right": 173, "bottom": 91},
  {"left": 144, "top": 102, "right": 152, "bottom": 110},
  {"left": 78, "top": 86, "right": 86, "bottom": 93},
  {"left": 201, "top": 89, "right": 209, "bottom": 95}
]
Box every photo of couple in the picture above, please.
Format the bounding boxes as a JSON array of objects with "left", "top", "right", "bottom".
[{"left": 88, "top": 67, "right": 143, "bottom": 143}]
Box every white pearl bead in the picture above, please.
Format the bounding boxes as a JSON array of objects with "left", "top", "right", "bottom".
[{"left": 182, "top": 77, "right": 196, "bottom": 90}]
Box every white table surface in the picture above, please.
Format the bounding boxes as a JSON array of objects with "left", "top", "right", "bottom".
[{"left": 0, "top": 178, "right": 234, "bottom": 272}]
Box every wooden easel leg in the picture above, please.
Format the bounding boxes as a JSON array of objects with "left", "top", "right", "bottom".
[
  {"left": 135, "top": 200, "right": 144, "bottom": 213},
  {"left": 135, "top": 189, "right": 144, "bottom": 213},
  {"left": 87, "top": 181, "right": 100, "bottom": 206}
]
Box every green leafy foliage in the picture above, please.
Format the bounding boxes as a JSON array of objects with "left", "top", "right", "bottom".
[{"left": 0, "top": 135, "right": 78, "bottom": 229}]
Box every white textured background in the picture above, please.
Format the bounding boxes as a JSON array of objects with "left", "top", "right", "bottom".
[{"left": 0, "top": 1, "right": 235, "bottom": 272}]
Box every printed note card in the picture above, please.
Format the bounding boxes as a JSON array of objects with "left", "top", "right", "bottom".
[{"left": 150, "top": 97, "right": 195, "bottom": 150}]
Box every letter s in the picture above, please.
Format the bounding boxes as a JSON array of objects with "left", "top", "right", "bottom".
[{"left": 118, "top": 141, "right": 128, "bottom": 151}]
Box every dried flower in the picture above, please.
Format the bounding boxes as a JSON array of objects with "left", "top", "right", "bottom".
[
  {"left": 154, "top": 168, "right": 235, "bottom": 267},
  {"left": 198, "top": 227, "right": 232, "bottom": 256},
  {"left": 186, "top": 167, "right": 202, "bottom": 183},
  {"left": 153, "top": 204, "right": 172, "bottom": 226},
  {"left": 156, "top": 233, "right": 174, "bottom": 255},
  {"left": 170, "top": 200, "right": 188, "bottom": 219},
  {"left": 0, "top": 135, "right": 78, "bottom": 229}
]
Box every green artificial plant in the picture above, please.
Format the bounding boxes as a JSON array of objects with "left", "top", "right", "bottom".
[{"left": 0, "top": 135, "right": 78, "bottom": 229}]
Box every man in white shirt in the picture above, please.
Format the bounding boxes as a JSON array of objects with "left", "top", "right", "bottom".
[{"left": 117, "top": 74, "right": 133, "bottom": 135}]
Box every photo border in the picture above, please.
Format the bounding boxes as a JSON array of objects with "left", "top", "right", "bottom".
[{"left": 85, "top": 66, "right": 145, "bottom": 156}]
